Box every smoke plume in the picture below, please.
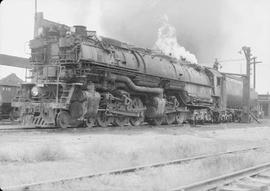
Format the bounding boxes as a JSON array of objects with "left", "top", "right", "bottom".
[{"left": 154, "top": 15, "right": 198, "bottom": 64}]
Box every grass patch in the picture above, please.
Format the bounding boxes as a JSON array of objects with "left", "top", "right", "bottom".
[
  {"left": 81, "top": 135, "right": 230, "bottom": 171},
  {"left": 0, "top": 143, "right": 68, "bottom": 163},
  {"left": 71, "top": 152, "right": 264, "bottom": 191},
  {"left": 34, "top": 144, "right": 68, "bottom": 162}
]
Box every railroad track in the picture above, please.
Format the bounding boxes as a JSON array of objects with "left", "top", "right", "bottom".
[
  {"left": 2, "top": 145, "right": 270, "bottom": 191},
  {"left": 0, "top": 122, "right": 190, "bottom": 133},
  {"left": 0, "top": 126, "right": 58, "bottom": 132},
  {"left": 0, "top": 121, "right": 19, "bottom": 126},
  {"left": 0, "top": 120, "right": 261, "bottom": 133},
  {"left": 171, "top": 162, "right": 270, "bottom": 191}
]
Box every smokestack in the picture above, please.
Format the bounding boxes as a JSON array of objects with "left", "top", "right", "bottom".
[{"left": 34, "top": 12, "right": 43, "bottom": 38}]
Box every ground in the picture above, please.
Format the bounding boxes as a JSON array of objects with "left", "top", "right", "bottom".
[{"left": 1, "top": 120, "right": 270, "bottom": 190}]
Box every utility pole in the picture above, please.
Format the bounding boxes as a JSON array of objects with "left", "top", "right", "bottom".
[
  {"left": 34, "top": 0, "right": 38, "bottom": 38},
  {"left": 241, "top": 46, "right": 251, "bottom": 123},
  {"left": 250, "top": 57, "right": 262, "bottom": 90},
  {"left": 35, "top": 0, "right": 37, "bottom": 14},
  {"left": 240, "top": 47, "right": 262, "bottom": 123}
]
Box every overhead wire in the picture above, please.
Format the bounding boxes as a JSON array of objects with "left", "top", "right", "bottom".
[{"left": 200, "top": 58, "right": 245, "bottom": 66}]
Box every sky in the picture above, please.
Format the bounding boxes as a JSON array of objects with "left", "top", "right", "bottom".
[{"left": 0, "top": 0, "right": 269, "bottom": 93}]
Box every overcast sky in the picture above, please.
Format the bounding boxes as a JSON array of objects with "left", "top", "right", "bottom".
[{"left": 0, "top": 0, "right": 269, "bottom": 93}]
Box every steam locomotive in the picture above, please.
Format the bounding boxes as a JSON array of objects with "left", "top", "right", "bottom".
[{"left": 12, "top": 13, "right": 257, "bottom": 128}]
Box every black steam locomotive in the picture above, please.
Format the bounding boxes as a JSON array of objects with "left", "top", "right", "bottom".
[{"left": 12, "top": 13, "right": 257, "bottom": 128}]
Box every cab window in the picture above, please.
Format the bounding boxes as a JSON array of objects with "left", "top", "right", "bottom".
[{"left": 217, "top": 77, "right": 221, "bottom": 86}]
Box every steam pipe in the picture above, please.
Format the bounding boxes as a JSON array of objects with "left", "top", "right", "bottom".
[{"left": 109, "top": 74, "right": 163, "bottom": 97}]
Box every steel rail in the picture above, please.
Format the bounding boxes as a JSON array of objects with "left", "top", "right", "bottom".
[
  {"left": 3, "top": 145, "right": 270, "bottom": 191},
  {"left": 0, "top": 120, "right": 261, "bottom": 132},
  {"left": 170, "top": 162, "right": 270, "bottom": 191},
  {"left": 0, "top": 127, "right": 57, "bottom": 131},
  {"left": 0, "top": 123, "right": 203, "bottom": 132},
  {"left": 0, "top": 123, "right": 184, "bottom": 131}
]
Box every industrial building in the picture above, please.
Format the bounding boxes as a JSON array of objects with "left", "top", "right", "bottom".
[
  {"left": 0, "top": 73, "right": 23, "bottom": 119},
  {"left": 258, "top": 94, "right": 270, "bottom": 118}
]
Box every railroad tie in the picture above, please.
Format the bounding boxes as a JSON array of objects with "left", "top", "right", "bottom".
[
  {"left": 246, "top": 177, "right": 270, "bottom": 185},
  {"left": 219, "top": 185, "right": 250, "bottom": 191},
  {"left": 234, "top": 179, "right": 268, "bottom": 190}
]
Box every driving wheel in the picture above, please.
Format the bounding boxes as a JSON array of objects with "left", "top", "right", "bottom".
[
  {"left": 164, "top": 113, "right": 175, "bottom": 125},
  {"left": 175, "top": 112, "right": 185, "bottom": 124},
  {"left": 114, "top": 116, "right": 129, "bottom": 127},
  {"left": 85, "top": 117, "right": 95, "bottom": 128},
  {"left": 148, "top": 117, "right": 163, "bottom": 126},
  {"left": 130, "top": 97, "right": 145, "bottom": 126},
  {"left": 96, "top": 111, "right": 113, "bottom": 128}
]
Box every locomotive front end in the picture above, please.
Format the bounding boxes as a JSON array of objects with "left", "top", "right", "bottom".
[
  {"left": 12, "top": 12, "right": 101, "bottom": 127},
  {"left": 12, "top": 83, "right": 60, "bottom": 126}
]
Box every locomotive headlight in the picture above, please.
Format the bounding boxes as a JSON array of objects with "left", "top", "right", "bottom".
[{"left": 31, "top": 86, "right": 40, "bottom": 97}]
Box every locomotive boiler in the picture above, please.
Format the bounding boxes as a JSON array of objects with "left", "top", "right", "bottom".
[{"left": 12, "top": 13, "right": 257, "bottom": 128}]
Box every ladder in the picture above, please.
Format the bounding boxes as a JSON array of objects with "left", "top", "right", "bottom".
[
  {"left": 60, "top": 84, "right": 75, "bottom": 104},
  {"left": 249, "top": 112, "right": 260, "bottom": 124}
]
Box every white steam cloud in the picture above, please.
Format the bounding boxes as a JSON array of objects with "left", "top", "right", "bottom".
[{"left": 154, "top": 15, "right": 198, "bottom": 64}]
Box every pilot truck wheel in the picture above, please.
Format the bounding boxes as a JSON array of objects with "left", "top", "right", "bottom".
[{"left": 56, "top": 111, "right": 70, "bottom": 128}]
